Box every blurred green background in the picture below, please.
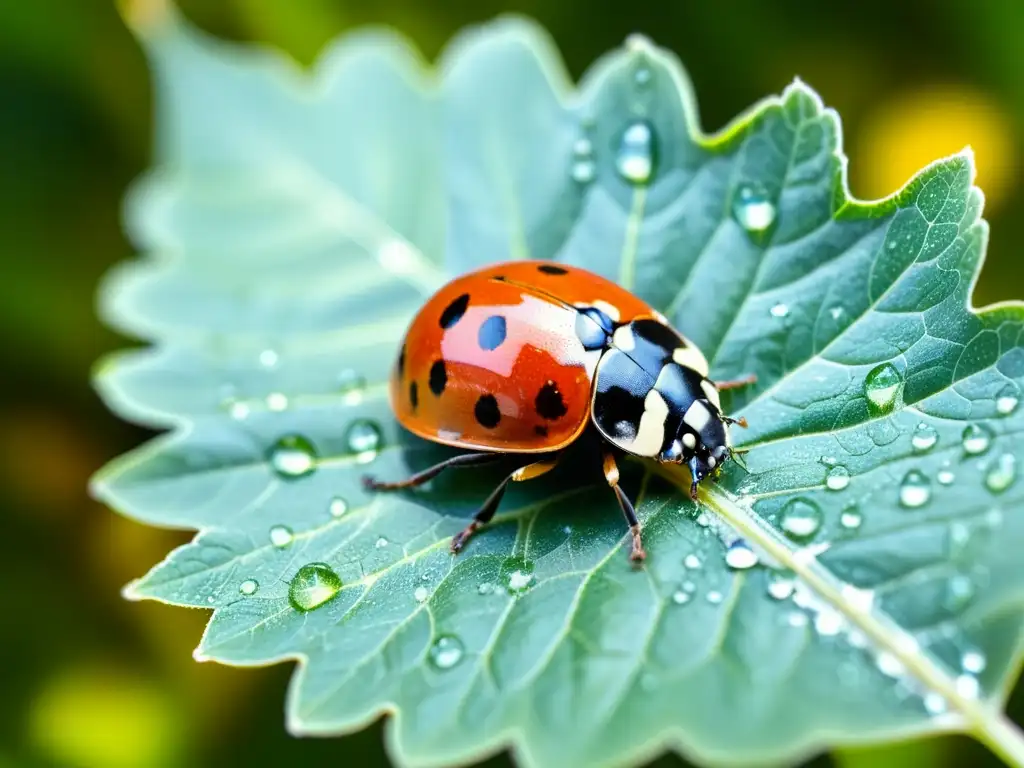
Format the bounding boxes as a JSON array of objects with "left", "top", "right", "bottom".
[{"left": 2, "top": 1, "right": 1022, "bottom": 766}]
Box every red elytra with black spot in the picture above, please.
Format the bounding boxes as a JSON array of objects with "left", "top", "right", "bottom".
[{"left": 390, "top": 260, "right": 653, "bottom": 453}]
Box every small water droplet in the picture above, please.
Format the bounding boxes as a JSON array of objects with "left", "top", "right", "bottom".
[
  {"left": 829, "top": 306, "right": 844, "bottom": 321},
  {"left": 288, "top": 563, "right": 342, "bottom": 611},
  {"left": 375, "top": 536, "right": 389, "bottom": 549},
  {"left": 206, "top": 595, "right": 215, "bottom": 604},
  {"left": 428, "top": 635, "right": 464, "bottom": 670},
  {"left": 695, "top": 511, "right": 711, "bottom": 527},
  {"left": 779, "top": 498, "right": 823, "bottom": 542},
  {"left": 684, "top": 554, "right": 702, "bottom": 569},
  {"left": 724, "top": 540, "right": 759, "bottom": 570},
  {"left": 787, "top": 611, "right": 809, "bottom": 628},
  {"left": 671, "top": 589, "right": 691, "bottom": 605},
  {"left": 266, "top": 392, "right": 288, "bottom": 411},
  {"left": 962, "top": 649, "right": 987, "bottom": 674},
  {"left": 944, "top": 574, "right": 976, "bottom": 612},
  {"left": 731, "top": 184, "right": 776, "bottom": 234},
  {"left": 414, "top": 586, "right": 429, "bottom": 603},
  {"left": 937, "top": 468, "right": 956, "bottom": 485},
  {"left": 239, "top": 579, "right": 259, "bottom": 595},
  {"left": 615, "top": 120, "right": 656, "bottom": 184},
  {"left": 706, "top": 590, "right": 724, "bottom": 604},
  {"left": 839, "top": 505, "right": 863, "bottom": 530},
  {"left": 984, "top": 453, "right": 1016, "bottom": 493},
  {"left": 477, "top": 582, "right": 494, "bottom": 595},
  {"left": 923, "top": 692, "right": 947, "bottom": 715},
  {"left": 571, "top": 160, "right": 596, "bottom": 184},
  {"left": 825, "top": 465, "right": 851, "bottom": 491},
  {"left": 996, "top": 383, "right": 1020, "bottom": 416},
  {"left": 876, "top": 651, "right": 906, "bottom": 678},
  {"left": 500, "top": 557, "right": 535, "bottom": 595},
  {"left": 767, "top": 572, "right": 796, "bottom": 600},
  {"left": 345, "top": 419, "right": 382, "bottom": 464},
  {"left": 229, "top": 401, "right": 250, "bottom": 420},
  {"left": 770, "top": 303, "right": 789, "bottom": 318},
  {"left": 268, "top": 434, "right": 317, "bottom": 478},
  {"left": 864, "top": 363, "right": 904, "bottom": 415},
  {"left": 681, "top": 580, "right": 696, "bottom": 594},
  {"left": 899, "top": 470, "right": 932, "bottom": 508},
  {"left": 328, "top": 497, "right": 348, "bottom": 518},
  {"left": 955, "top": 674, "right": 980, "bottom": 699},
  {"left": 814, "top": 609, "right": 844, "bottom": 636},
  {"left": 634, "top": 67, "right": 651, "bottom": 85},
  {"left": 962, "top": 423, "right": 994, "bottom": 456},
  {"left": 338, "top": 369, "right": 366, "bottom": 405},
  {"left": 259, "top": 349, "right": 279, "bottom": 368},
  {"left": 912, "top": 423, "right": 938, "bottom": 453},
  {"left": 269, "top": 525, "right": 294, "bottom": 548}
]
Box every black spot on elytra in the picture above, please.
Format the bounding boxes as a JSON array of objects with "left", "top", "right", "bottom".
[
  {"left": 409, "top": 381, "right": 418, "bottom": 411},
  {"left": 477, "top": 315, "right": 507, "bottom": 351},
  {"left": 429, "top": 360, "right": 447, "bottom": 396},
  {"left": 397, "top": 345, "right": 405, "bottom": 377},
  {"left": 538, "top": 264, "right": 568, "bottom": 275},
  {"left": 535, "top": 381, "right": 568, "bottom": 421},
  {"left": 474, "top": 394, "right": 501, "bottom": 428},
  {"left": 440, "top": 293, "right": 470, "bottom": 329},
  {"left": 534, "top": 425, "right": 549, "bottom": 437}
]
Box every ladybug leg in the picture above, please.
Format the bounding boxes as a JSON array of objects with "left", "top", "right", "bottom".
[
  {"left": 602, "top": 450, "right": 645, "bottom": 563},
  {"left": 451, "top": 453, "right": 562, "bottom": 554},
  {"left": 713, "top": 373, "right": 757, "bottom": 391},
  {"left": 363, "top": 452, "right": 504, "bottom": 491}
]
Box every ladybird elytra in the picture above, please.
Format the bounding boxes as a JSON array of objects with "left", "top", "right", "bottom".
[{"left": 364, "top": 260, "right": 755, "bottom": 562}]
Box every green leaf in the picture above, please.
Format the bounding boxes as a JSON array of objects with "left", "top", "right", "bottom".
[{"left": 93, "top": 3, "right": 1024, "bottom": 766}]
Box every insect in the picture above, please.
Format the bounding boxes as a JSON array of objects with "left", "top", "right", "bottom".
[{"left": 364, "top": 261, "right": 755, "bottom": 562}]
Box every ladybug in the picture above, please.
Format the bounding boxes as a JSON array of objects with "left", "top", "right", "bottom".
[{"left": 364, "top": 261, "right": 755, "bottom": 561}]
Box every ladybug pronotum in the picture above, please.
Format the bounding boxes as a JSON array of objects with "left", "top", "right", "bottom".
[{"left": 364, "top": 261, "right": 755, "bottom": 561}]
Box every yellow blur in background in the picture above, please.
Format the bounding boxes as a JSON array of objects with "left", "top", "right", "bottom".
[{"left": 2, "top": 1, "right": 1022, "bottom": 767}]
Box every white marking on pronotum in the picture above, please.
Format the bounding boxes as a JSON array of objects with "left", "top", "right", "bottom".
[
  {"left": 631, "top": 390, "right": 669, "bottom": 456},
  {"left": 701, "top": 379, "right": 722, "bottom": 410},
  {"left": 612, "top": 325, "right": 635, "bottom": 352},
  {"left": 682, "top": 432, "right": 697, "bottom": 450},
  {"left": 592, "top": 300, "right": 621, "bottom": 322},
  {"left": 672, "top": 345, "right": 710, "bottom": 377},
  {"left": 683, "top": 400, "right": 712, "bottom": 432}
]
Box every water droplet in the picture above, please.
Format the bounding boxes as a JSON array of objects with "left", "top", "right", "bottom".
[
  {"left": 269, "top": 525, "right": 294, "bottom": 548},
  {"left": 681, "top": 580, "right": 696, "bottom": 594},
  {"left": 429, "top": 635, "right": 465, "bottom": 670},
  {"left": 671, "top": 589, "right": 691, "bottom": 605},
  {"left": 839, "top": 505, "right": 863, "bottom": 530},
  {"left": 634, "top": 67, "right": 652, "bottom": 85},
  {"left": 779, "top": 498, "right": 823, "bottom": 542},
  {"left": 962, "top": 649, "right": 987, "bottom": 674},
  {"left": 962, "top": 423, "right": 994, "bottom": 456},
  {"left": 477, "top": 582, "right": 494, "bottom": 595},
  {"left": 944, "top": 574, "right": 976, "bottom": 612},
  {"left": 706, "top": 590, "right": 724, "bottom": 604},
  {"left": 899, "top": 470, "right": 931, "bottom": 508},
  {"left": 266, "top": 392, "right": 288, "bottom": 411},
  {"left": 345, "top": 419, "right": 382, "bottom": 464},
  {"left": 268, "top": 434, "right": 317, "bottom": 479},
  {"left": 787, "top": 611, "right": 809, "bottom": 628},
  {"left": 684, "top": 554, "right": 702, "bottom": 569},
  {"left": 328, "top": 497, "right": 348, "bottom": 518},
  {"left": 375, "top": 536, "right": 389, "bottom": 549},
  {"left": 864, "top": 363, "right": 904, "bottom": 415},
  {"left": 876, "top": 651, "right": 906, "bottom": 678},
  {"left": 206, "top": 595, "right": 215, "bottom": 604},
  {"left": 500, "top": 557, "right": 535, "bottom": 595},
  {"left": 338, "top": 369, "right": 366, "bottom": 405},
  {"left": 923, "top": 692, "right": 947, "bottom": 715},
  {"left": 695, "top": 511, "right": 711, "bottom": 527},
  {"left": 912, "top": 423, "right": 938, "bottom": 453},
  {"left": 731, "top": 184, "right": 776, "bottom": 234},
  {"left": 767, "top": 572, "right": 796, "bottom": 600},
  {"left": 770, "top": 303, "right": 789, "bottom": 318},
  {"left": 229, "top": 401, "right": 250, "bottom": 420},
  {"left": 984, "top": 453, "right": 1016, "bottom": 493},
  {"left": 414, "top": 586, "right": 429, "bottom": 603},
  {"left": 259, "top": 349, "right": 279, "bottom": 368},
  {"left": 615, "top": 120, "right": 656, "bottom": 184},
  {"left": 996, "top": 383, "right": 1020, "bottom": 416},
  {"left": 724, "top": 540, "right": 759, "bottom": 570},
  {"left": 825, "top": 465, "right": 851, "bottom": 491},
  {"left": 937, "top": 468, "right": 956, "bottom": 485},
  {"left": 571, "top": 160, "right": 596, "bottom": 184},
  {"left": 829, "top": 306, "right": 844, "bottom": 321},
  {"left": 288, "top": 563, "right": 342, "bottom": 611},
  {"left": 955, "top": 674, "right": 980, "bottom": 699},
  {"left": 814, "top": 609, "right": 844, "bottom": 636},
  {"left": 239, "top": 579, "right": 259, "bottom": 595}
]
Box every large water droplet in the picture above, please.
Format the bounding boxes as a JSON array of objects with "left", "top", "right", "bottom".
[
  {"left": 724, "top": 540, "right": 759, "bottom": 570},
  {"left": 413, "top": 586, "right": 429, "bottom": 603},
  {"left": 269, "top": 525, "right": 294, "bottom": 548},
  {"left": 288, "top": 563, "right": 342, "bottom": 611},
  {"left": 839, "top": 505, "right": 863, "bottom": 530},
  {"left": 984, "top": 453, "right": 1016, "bottom": 493},
  {"left": 429, "top": 635, "right": 465, "bottom": 670},
  {"left": 779, "top": 498, "right": 823, "bottom": 542},
  {"left": 864, "top": 363, "right": 904, "bottom": 415},
  {"left": 239, "top": 579, "right": 259, "bottom": 596},
  {"left": 899, "top": 470, "right": 932, "bottom": 508},
  {"left": 328, "top": 497, "right": 348, "bottom": 518},
  {"left": 825, "top": 465, "right": 851, "bottom": 491},
  {"left": 996, "top": 383, "right": 1020, "bottom": 416},
  {"left": 268, "top": 434, "right": 317, "bottom": 478},
  {"left": 911, "top": 423, "right": 938, "bottom": 453},
  {"left": 962, "top": 649, "right": 987, "bottom": 674},
  {"left": 338, "top": 369, "right": 366, "bottom": 405},
  {"left": 345, "top": 419, "right": 382, "bottom": 464},
  {"left": 767, "top": 571, "right": 796, "bottom": 600},
  {"left": 731, "top": 184, "right": 776, "bottom": 234},
  {"left": 615, "top": 121, "right": 656, "bottom": 184},
  {"left": 500, "top": 557, "right": 535, "bottom": 595},
  {"left": 962, "top": 423, "right": 994, "bottom": 456}
]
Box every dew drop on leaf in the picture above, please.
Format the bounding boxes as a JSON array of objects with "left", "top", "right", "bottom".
[
  {"left": 328, "top": 497, "right": 348, "bottom": 518},
  {"left": 839, "top": 505, "right": 863, "bottom": 530},
  {"left": 375, "top": 536, "right": 389, "bottom": 549},
  {"left": 944, "top": 573, "right": 976, "bottom": 612},
  {"left": 961, "top": 423, "right": 994, "bottom": 456},
  {"left": 984, "top": 453, "right": 1016, "bottom": 493},
  {"left": 923, "top": 692, "right": 947, "bottom": 715},
  {"left": 724, "top": 540, "right": 759, "bottom": 570},
  {"left": 266, "top": 392, "right": 288, "bottom": 411},
  {"left": 898, "top": 470, "right": 931, "bottom": 508},
  {"left": 731, "top": 184, "right": 776, "bottom": 234},
  {"left": 258, "top": 349, "right": 279, "bottom": 368},
  {"left": 779, "top": 498, "right": 823, "bottom": 541},
  {"left": 705, "top": 590, "right": 724, "bottom": 604},
  {"left": 962, "top": 649, "right": 987, "bottom": 674},
  {"left": 288, "top": 563, "right": 342, "bottom": 612},
  {"left": 995, "top": 382, "right": 1020, "bottom": 416},
  {"left": 634, "top": 67, "right": 652, "bottom": 85},
  {"left": 229, "top": 401, "right": 250, "bottom": 420},
  {"left": 429, "top": 635, "right": 465, "bottom": 670},
  {"left": 267, "top": 434, "right": 317, "bottom": 478},
  {"left": 269, "top": 525, "right": 294, "bottom": 548},
  {"left": 239, "top": 579, "right": 259, "bottom": 595},
  {"left": 671, "top": 589, "right": 691, "bottom": 605},
  {"left": 683, "top": 554, "right": 702, "bottom": 569},
  {"left": 413, "top": 586, "right": 429, "bottom": 603},
  {"left": 766, "top": 572, "right": 796, "bottom": 600},
  {"left": 571, "top": 136, "right": 596, "bottom": 184},
  {"left": 911, "top": 423, "right": 938, "bottom": 453},
  {"left": 477, "top": 582, "right": 494, "bottom": 596},
  {"left": 825, "top": 465, "right": 851, "bottom": 491},
  {"left": 956, "top": 674, "right": 981, "bottom": 699},
  {"left": 345, "top": 419, "right": 382, "bottom": 464},
  {"left": 937, "top": 467, "right": 956, "bottom": 486},
  {"left": 863, "top": 362, "right": 904, "bottom": 415},
  {"left": 499, "top": 557, "right": 535, "bottom": 594},
  {"left": 338, "top": 369, "right": 366, "bottom": 405},
  {"left": 875, "top": 651, "right": 906, "bottom": 678},
  {"left": 615, "top": 120, "right": 656, "bottom": 184},
  {"left": 769, "top": 303, "right": 789, "bottom": 318}
]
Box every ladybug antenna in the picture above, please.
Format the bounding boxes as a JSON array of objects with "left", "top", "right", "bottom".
[{"left": 723, "top": 415, "right": 748, "bottom": 428}]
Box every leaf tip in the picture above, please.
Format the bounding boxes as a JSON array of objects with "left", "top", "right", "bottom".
[
  {"left": 192, "top": 646, "right": 213, "bottom": 663},
  {"left": 121, "top": 579, "right": 146, "bottom": 602}
]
